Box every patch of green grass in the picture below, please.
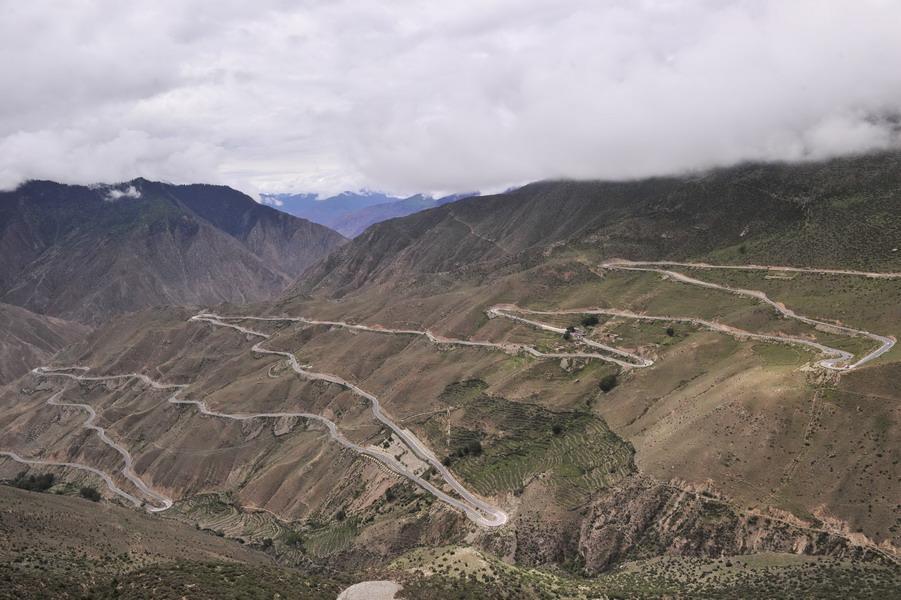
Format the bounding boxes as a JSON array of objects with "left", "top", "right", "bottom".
[
  {"left": 429, "top": 384, "right": 635, "bottom": 507},
  {"left": 750, "top": 342, "right": 808, "bottom": 366},
  {"left": 303, "top": 520, "right": 358, "bottom": 558}
]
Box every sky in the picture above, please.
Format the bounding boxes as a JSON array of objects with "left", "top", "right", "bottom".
[{"left": 2, "top": 0, "right": 900, "bottom": 197}]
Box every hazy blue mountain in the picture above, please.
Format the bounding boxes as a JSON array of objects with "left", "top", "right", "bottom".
[{"left": 262, "top": 190, "right": 478, "bottom": 237}]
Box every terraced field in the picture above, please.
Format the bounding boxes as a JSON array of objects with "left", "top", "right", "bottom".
[{"left": 424, "top": 382, "right": 635, "bottom": 508}]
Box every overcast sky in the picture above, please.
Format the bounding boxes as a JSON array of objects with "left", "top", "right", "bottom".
[{"left": 2, "top": 1, "right": 900, "bottom": 197}]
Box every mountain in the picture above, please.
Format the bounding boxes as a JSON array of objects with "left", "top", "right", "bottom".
[
  {"left": 298, "top": 152, "right": 901, "bottom": 297},
  {"left": 263, "top": 190, "right": 478, "bottom": 237},
  {"left": 0, "top": 179, "right": 346, "bottom": 323},
  {"left": 329, "top": 192, "right": 479, "bottom": 238},
  {"left": 261, "top": 190, "right": 401, "bottom": 230},
  {"left": 0, "top": 303, "right": 88, "bottom": 384},
  {"left": 2, "top": 153, "right": 899, "bottom": 596}
]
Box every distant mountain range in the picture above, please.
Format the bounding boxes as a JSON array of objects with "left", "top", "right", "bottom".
[{"left": 262, "top": 190, "right": 478, "bottom": 237}]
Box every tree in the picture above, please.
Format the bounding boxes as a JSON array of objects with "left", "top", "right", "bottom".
[
  {"left": 79, "top": 486, "right": 101, "bottom": 502},
  {"left": 666, "top": 326, "right": 675, "bottom": 337},
  {"left": 335, "top": 508, "right": 346, "bottom": 521},
  {"left": 466, "top": 440, "right": 483, "bottom": 456},
  {"left": 12, "top": 471, "right": 55, "bottom": 492},
  {"left": 563, "top": 331, "right": 572, "bottom": 341},
  {"left": 598, "top": 373, "right": 619, "bottom": 393},
  {"left": 581, "top": 315, "right": 599, "bottom": 327},
  {"left": 551, "top": 423, "right": 563, "bottom": 436},
  {"left": 282, "top": 531, "right": 303, "bottom": 548}
]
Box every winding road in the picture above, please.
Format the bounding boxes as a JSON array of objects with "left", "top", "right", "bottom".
[
  {"left": 600, "top": 260, "right": 896, "bottom": 370},
  {"left": 3, "top": 259, "right": 893, "bottom": 529},
  {"left": 189, "top": 313, "right": 508, "bottom": 527}
]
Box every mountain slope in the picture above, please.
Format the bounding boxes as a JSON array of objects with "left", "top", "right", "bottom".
[
  {"left": 163, "top": 181, "right": 346, "bottom": 277},
  {"left": 0, "top": 179, "right": 346, "bottom": 323},
  {"left": 297, "top": 152, "right": 901, "bottom": 297},
  {"left": 0, "top": 303, "right": 88, "bottom": 384}
]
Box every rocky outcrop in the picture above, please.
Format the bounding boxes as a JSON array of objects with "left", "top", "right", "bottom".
[{"left": 578, "top": 476, "right": 884, "bottom": 574}]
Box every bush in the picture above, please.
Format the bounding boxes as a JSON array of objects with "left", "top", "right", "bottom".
[
  {"left": 335, "top": 509, "right": 346, "bottom": 521},
  {"left": 282, "top": 531, "right": 303, "bottom": 548},
  {"left": 581, "top": 315, "right": 600, "bottom": 327},
  {"left": 598, "top": 373, "right": 619, "bottom": 393},
  {"left": 12, "top": 471, "right": 55, "bottom": 492},
  {"left": 466, "top": 440, "right": 483, "bottom": 456},
  {"left": 79, "top": 486, "right": 101, "bottom": 502},
  {"left": 563, "top": 331, "right": 572, "bottom": 341},
  {"left": 666, "top": 326, "right": 675, "bottom": 337},
  {"left": 551, "top": 423, "right": 563, "bottom": 436}
]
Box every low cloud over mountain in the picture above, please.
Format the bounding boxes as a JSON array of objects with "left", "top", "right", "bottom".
[{"left": 1, "top": 1, "right": 900, "bottom": 196}]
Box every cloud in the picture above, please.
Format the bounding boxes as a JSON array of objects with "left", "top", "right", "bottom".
[
  {"left": 259, "top": 195, "right": 284, "bottom": 207},
  {"left": 2, "top": 1, "right": 900, "bottom": 196},
  {"left": 105, "top": 185, "right": 142, "bottom": 201}
]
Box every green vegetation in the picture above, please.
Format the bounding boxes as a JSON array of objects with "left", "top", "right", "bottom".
[
  {"left": 581, "top": 314, "right": 600, "bottom": 327},
  {"left": 598, "top": 373, "right": 618, "bottom": 393},
  {"left": 427, "top": 382, "right": 635, "bottom": 507},
  {"left": 0, "top": 561, "right": 343, "bottom": 600},
  {"left": 9, "top": 471, "right": 55, "bottom": 492},
  {"left": 303, "top": 520, "right": 358, "bottom": 558},
  {"left": 79, "top": 486, "right": 101, "bottom": 502},
  {"left": 394, "top": 547, "right": 901, "bottom": 600}
]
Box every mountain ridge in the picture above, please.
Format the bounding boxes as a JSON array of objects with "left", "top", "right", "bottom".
[{"left": 0, "top": 179, "right": 346, "bottom": 323}]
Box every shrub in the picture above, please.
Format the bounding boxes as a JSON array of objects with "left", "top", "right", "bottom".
[
  {"left": 79, "top": 486, "right": 101, "bottom": 502},
  {"left": 12, "top": 471, "right": 55, "bottom": 492},
  {"left": 466, "top": 440, "right": 483, "bottom": 456},
  {"left": 581, "top": 315, "right": 600, "bottom": 327},
  {"left": 598, "top": 373, "right": 619, "bottom": 393},
  {"left": 282, "top": 531, "right": 303, "bottom": 548}
]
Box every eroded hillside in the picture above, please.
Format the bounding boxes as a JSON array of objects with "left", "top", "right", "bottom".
[{"left": 1, "top": 154, "right": 899, "bottom": 597}]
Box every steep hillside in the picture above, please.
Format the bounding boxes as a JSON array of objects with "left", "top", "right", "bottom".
[
  {"left": 0, "top": 179, "right": 345, "bottom": 323},
  {"left": 0, "top": 303, "right": 88, "bottom": 384},
  {"left": 299, "top": 152, "right": 901, "bottom": 297},
  {"left": 0, "top": 486, "right": 343, "bottom": 599},
  {"left": 165, "top": 181, "right": 346, "bottom": 277},
  {"left": 1, "top": 153, "right": 898, "bottom": 596}
]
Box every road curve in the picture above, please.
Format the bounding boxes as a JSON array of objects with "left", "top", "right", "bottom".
[
  {"left": 602, "top": 259, "right": 901, "bottom": 279},
  {"left": 496, "top": 305, "right": 860, "bottom": 370},
  {"left": 190, "top": 313, "right": 508, "bottom": 527},
  {"left": 29, "top": 358, "right": 508, "bottom": 527},
  {"left": 204, "top": 311, "right": 649, "bottom": 369},
  {"left": 0, "top": 449, "right": 144, "bottom": 507},
  {"left": 29, "top": 368, "right": 177, "bottom": 511},
  {"left": 601, "top": 261, "right": 895, "bottom": 370}
]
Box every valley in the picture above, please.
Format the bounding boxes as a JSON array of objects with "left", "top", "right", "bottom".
[{"left": 1, "top": 154, "right": 899, "bottom": 598}]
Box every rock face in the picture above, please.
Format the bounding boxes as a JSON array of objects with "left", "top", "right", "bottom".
[
  {"left": 0, "top": 179, "right": 346, "bottom": 323},
  {"left": 577, "top": 477, "right": 878, "bottom": 575}
]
